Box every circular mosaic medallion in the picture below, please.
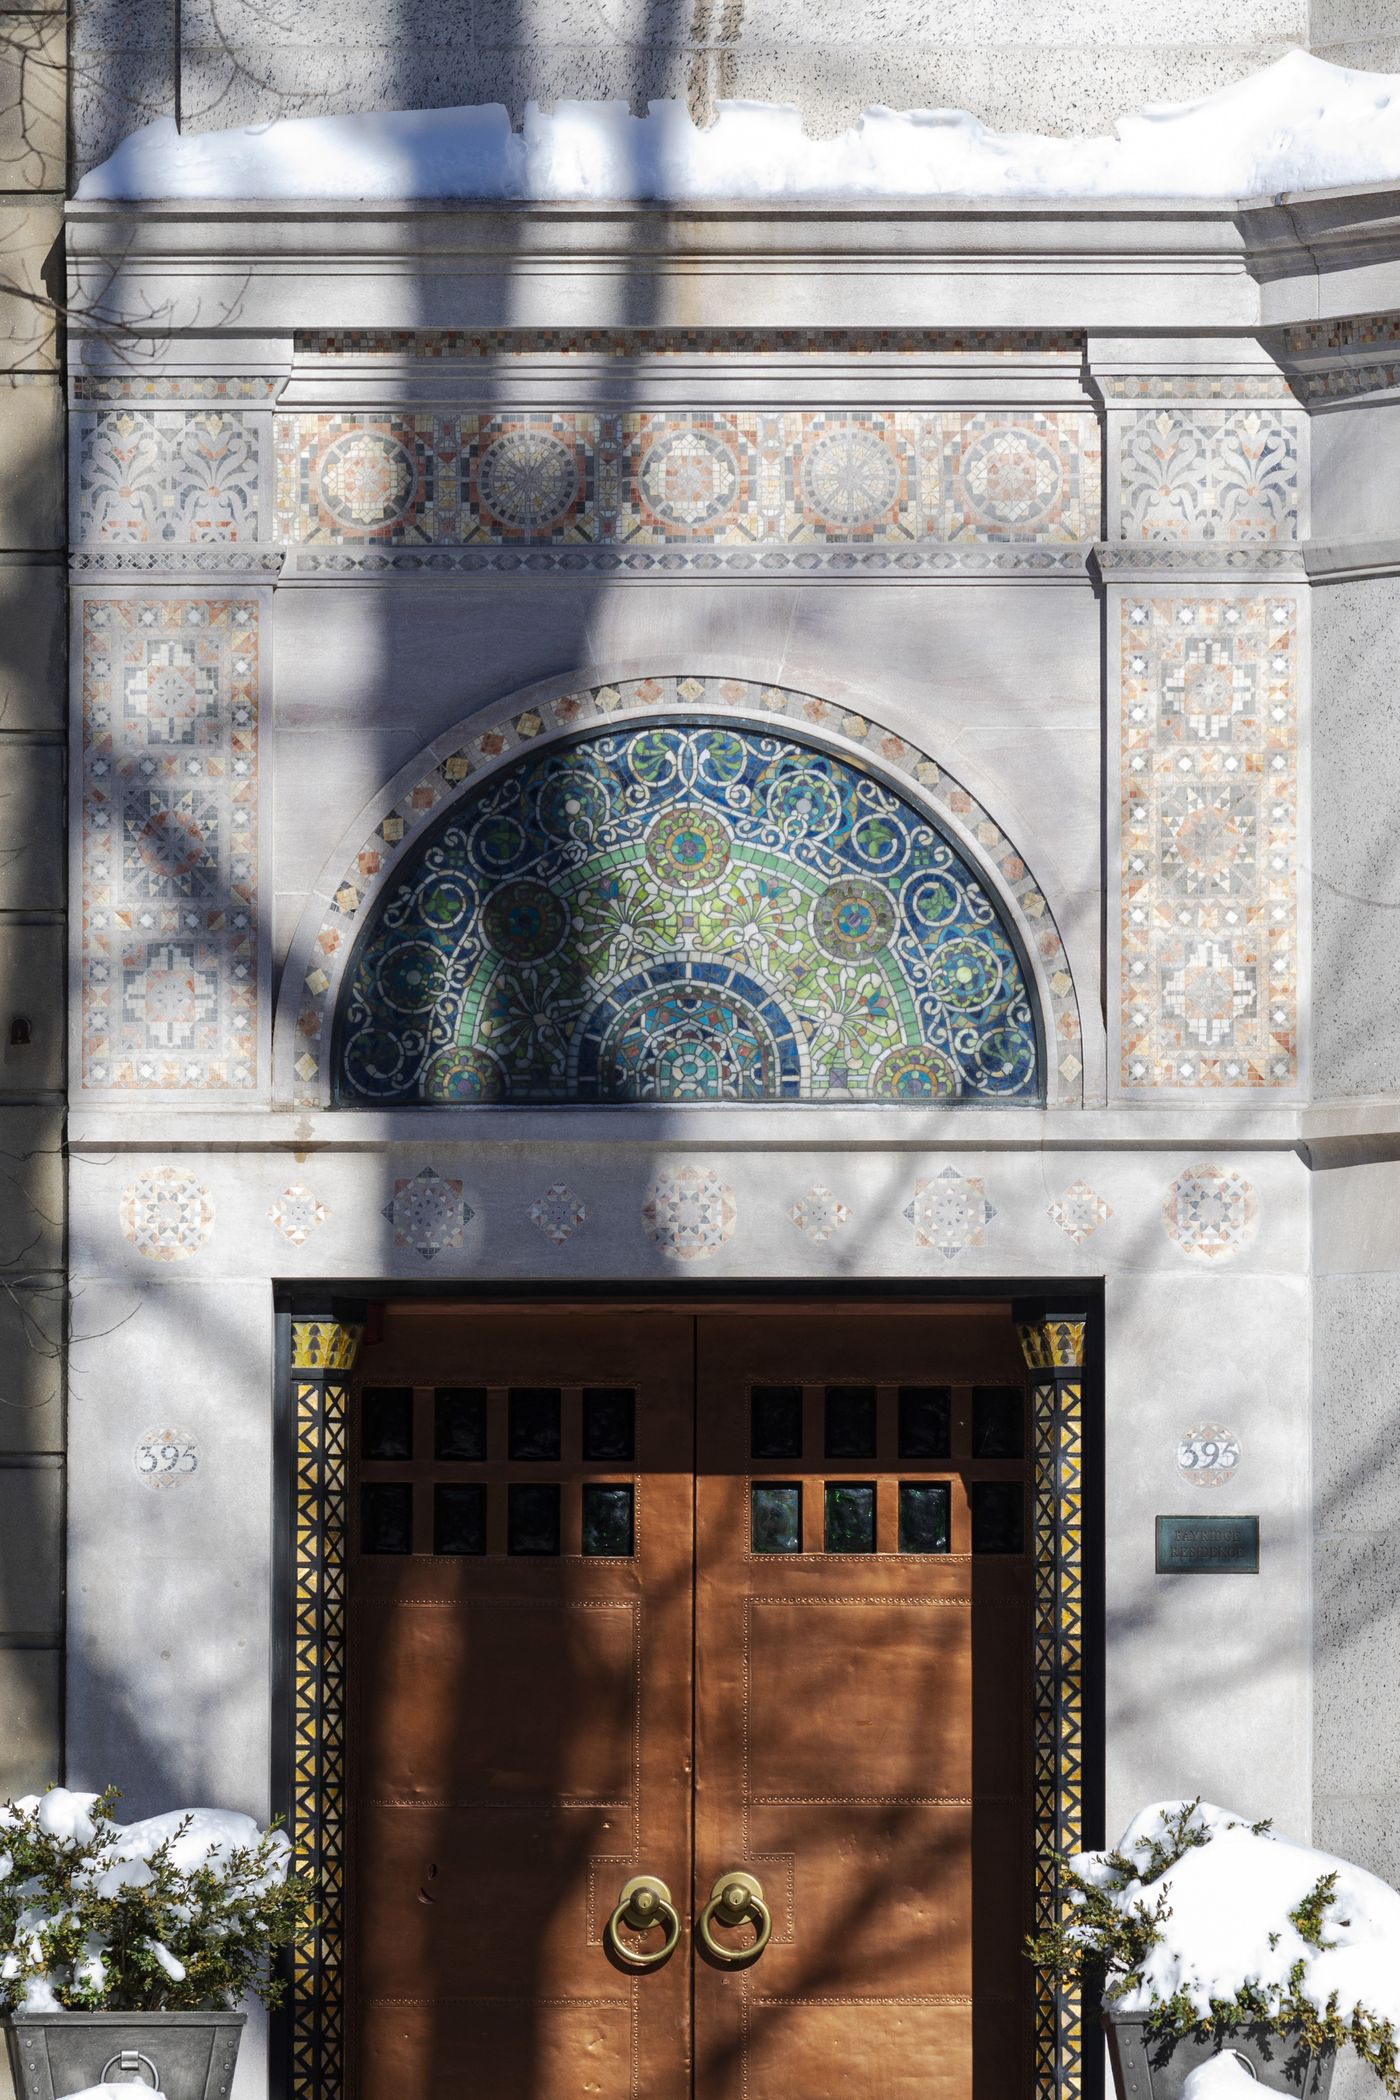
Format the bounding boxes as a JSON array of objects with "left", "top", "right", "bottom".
[
  {"left": 604, "top": 989, "right": 775, "bottom": 1100},
  {"left": 482, "top": 878, "right": 567, "bottom": 962},
  {"left": 930, "top": 935, "right": 1004, "bottom": 1012},
  {"left": 905, "top": 867, "right": 964, "bottom": 935},
  {"left": 637, "top": 426, "right": 741, "bottom": 531},
  {"left": 420, "top": 1045, "right": 507, "bottom": 1102},
  {"left": 135, "top": 1423, "right": 199, "bottom": 1491},
  {"left": 957, "top": 427, "right": 1064, "bottom": 532},
  {"left": 645, "top": 807, "right": 732, "bottom": 888},
  {"left": 535, "top": 757, "right": 614, "bottom": 844},
  {"left": 761, "top": 761, "right": 844, "bottom": 841},
  {"left": 376, "top": 938, "right": 448, "bottom": 1015},
  {"left": 973, "top": 1024, "right": 1037, "bottom": 1091},
  {"left": 341, "top": 1022, "right": 412, "bottom": 1096},
  {"left": 415, "top": 873, "right": 474, "bottom": 930},
  {"left": 316, "top": 428, "right": 416, "bottom": 531},
  {"left": 812, "top": 878, "right": 896, "bottom": 961},
  {"left": 1177, "top": 1422, "right": 1242, "bottom": 1489},
  {"left": 799, "top": 425, "right": 900, "bottom": 530},
  {"left": 477, "top": 427, "right": 578, "bottom": 533},
  {"left": 873, "top": 1045, "right": 960, "bottom": 1101}
]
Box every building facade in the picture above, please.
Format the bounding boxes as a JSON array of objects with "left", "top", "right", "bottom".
[{"left": 6, "top": 8, "right": 1400, "bottom": 2100}]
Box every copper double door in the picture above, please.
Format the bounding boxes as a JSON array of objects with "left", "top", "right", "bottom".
[{"left": 348, "top": 1304, "right": 1034, "bottom": 2100}]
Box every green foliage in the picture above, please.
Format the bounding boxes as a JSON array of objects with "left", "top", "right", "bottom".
[
  {"left": 1024, "top": 1803, "right": 1400, "bottom": 2094},
  {"left": 0, "top": 1789, "right": 313, "bottom": 2014}
]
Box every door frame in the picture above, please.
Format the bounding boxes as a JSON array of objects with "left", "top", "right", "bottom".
[{"left": 271, "top": 1282, "right": 1103, "bottom": 2100}]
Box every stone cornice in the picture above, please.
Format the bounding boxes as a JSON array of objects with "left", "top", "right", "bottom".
[{"left": 61, "top": 187, "right": 1400, "bottom": 336}]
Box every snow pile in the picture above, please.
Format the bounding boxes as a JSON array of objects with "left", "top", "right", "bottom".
[
  {"left": 57, "top": 2089, "right": 169, "bottom": 2100},
  {"left": 1076, "top": 1800, "right": 1400, "bottom": 2051},
  {"left": 1183, "top": 2061, "right": 1261, "bottom": 2095},
  {"left": 0, "top": 1788, "right": 290, "bottom": 2014},
  {"left": 75, "top": 52, "right": 1400, "bottom": 204}
]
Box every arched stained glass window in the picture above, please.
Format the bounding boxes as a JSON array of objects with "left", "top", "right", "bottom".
[{"left": 333, "top": 722, "right": 1043, "bottom": 1105}]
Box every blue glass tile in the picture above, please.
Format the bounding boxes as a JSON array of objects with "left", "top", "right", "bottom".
[
  {"left": 434, "top": 1387, "right": 486, "bottom": 1461},
  {"left": 899, "top": 1482, "right": 951, "bottom": 1554},
  {"left": 751, "top": 1386, "right": 803, "bottom": 1460},
  {"left": 509, "top": 1388, "right": 561, "bottom": 1461},
  {"left": 972, "top": 1385, "right": 1024, "bottom": 1459},
  {"left": 361, "top": 1388, "right": 413, "bottom": 1460},
  {"left": 582, "top": 1484, "right": 634, "bottom": 1556},
  {"left": 824, "top": 1481, "right": 876, "bottom": 1553},
  {"left": 433, "top": 1482, "right": 486, "bottom": 1555},
  {"left": 583, "top": 1388, "right": 634, "bottom": 1462},
  {"left": 508, "top": 1483, "right": 561, "bottom": 1556},
  {"left": 898, "top": 1385, "right": 951, "bottom": 1459},
  {"left": 824, "top": 1385, "right": 876, "bottom": 1460}
]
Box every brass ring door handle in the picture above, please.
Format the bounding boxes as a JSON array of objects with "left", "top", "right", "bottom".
[
  {"left": 606, "top": 1874, "right": 681, "bottom": 1969},
  {"left": 697, "top": 1870, "right": 772, "bottom": 1966}
]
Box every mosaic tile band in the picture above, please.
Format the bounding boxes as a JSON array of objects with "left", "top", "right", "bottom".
[
  {"left": 335, "top": 720, "right": 1042, "bottom": 1108},
  {"left": 1118, "top": 595, "right": 1300, "bottom": 1094},
  {"left": 80, "top": 594, "right": 261, "bottom": 1092},
  {"left": 286, "top": 674, "right": 1083, "bottom": 1110},
  {"left": 298, "top": 328, "right": 1086, "bottom": 359}
]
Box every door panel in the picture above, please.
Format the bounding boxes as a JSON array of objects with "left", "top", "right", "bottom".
[
  {"left": 348, "top": 1309, "right": 695, "bottom": 2100},
  {"left": 694, "top": 1309, "right": 1034, "bottom": 2100}
]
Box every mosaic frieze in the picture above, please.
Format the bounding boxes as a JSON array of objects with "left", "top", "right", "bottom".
[
  {"left": 335, "top": 720, "right": 1043, "bottom": 1108},
  {"left": 285, "top": 674, "right": 1083, "bottom": 1110},
  {"left": 74, "top": 375, "right": 280, "bottom": 402},
  {"left": 77, "top": 412, "right": 264, "bottom": 542},
  {"left": 1118, "top": 410, "right": 1301, "bottom": 542},
  {"left": 80, "top": 594, "right": 261, "bottom": 1090},
  {"left": 1118, "top": 596, "right": 1299, "bottom": 1092},
  {"left": 274, "top": 410, "right": 1100, "bottom": 548},
  {"left": 297, "top": 328, "right": 1084, "bottom": 359}
]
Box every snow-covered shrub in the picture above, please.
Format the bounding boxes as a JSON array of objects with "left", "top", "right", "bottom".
[
  {"left": 0, "top": 1786, "right": 312, "bottom": 2014},
  {"left": 1029, "top": 1800, "right": 1400, "bottom": 2092}
]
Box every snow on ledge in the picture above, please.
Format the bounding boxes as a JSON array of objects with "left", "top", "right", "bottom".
[{"left": 74, "top": 51, "right": 1400, "bottom": 206}]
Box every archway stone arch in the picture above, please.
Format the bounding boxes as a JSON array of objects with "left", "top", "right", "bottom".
[{"left": 274, "top": 672, "right": 1084, "bottom": 1109}]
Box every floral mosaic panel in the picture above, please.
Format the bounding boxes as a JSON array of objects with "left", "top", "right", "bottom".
[
  {"left": 81, "top": 596, "right": 261, "bottom": 1090},
  {"left": 1119, "top": 596, "right": 1299, "bottom": 1092},
  {"left": 334, "top": 721, "right": 1042, "bottom": 1107},
  {"left": 1118, "top": 410, "right": 1301, "bottom": 542},
  {"left": 287, "top": 674, "right": 1083, "bottom": 1110},
  {"left": 77, "top": 412, "right": 263, "bottom": 542},
  {"left": 275, "top": 410, "right": 1099, "bottom": 549}
]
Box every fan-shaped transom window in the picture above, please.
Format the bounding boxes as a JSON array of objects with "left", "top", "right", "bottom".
[{"left": 334, "top": 721, "right": 1043, "bottom": 1105}]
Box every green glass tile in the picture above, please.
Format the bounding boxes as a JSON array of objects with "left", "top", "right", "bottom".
[
  {"left": 509, "top": 1387, "right": 561, "bottom": 1461},
  {"left": 360, "top": 1481, "right": 412, "bottom": 1554},
  {"left": 508, "top": 1483, "right": 560, "bottom": 1555},
  {"left": 971, "top": 1385, "right": 1025, "bottom": 1459},
  {"left": 751, "top": 1385, "right": 803, "bottom": 1459},
  {"left": 752, "top": 1483, "right": 802, "bottom": 1554},
  {"left": 434, "top": 1387, "right": 486, "bottom": 1461},
  {"left": 824, "top": 1385, "right": 876, "bottom": 1459},
  {"left": 583, "top": 1388, "right": 634, "bottom": 1462},
  {"left": 582, "top": 1483, "right": 634, "bottom": 1556},
  {"left": 899, "top": 1482, "right": 951, "bottom": 1554},
  {"left": 898, "top": 1385, "right": 951, "bottom": 1459},
  {"left": 970, "top": 1481, "right": 1024, "bottom": 1554},
  {"left": 361, "top": 1387, "right": 413, "bottom": 1460},
  {"left": 433, "top": 1482, "right": 486, "bottom": 1555},
  {"left": 824, "top": 1481, "right": 876, "bottom": 1553}
]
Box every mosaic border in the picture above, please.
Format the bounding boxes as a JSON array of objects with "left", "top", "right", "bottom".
[
  {"left": 277, "top": 673, "right": 1084, "bottom": 1112},
  {"left": 297, "top": 328, "right": 1086, "bottom": 360},
  {"left": 282, "top": 543, "right": 1090, "bottom": 580},
  {"left": 286, "top": 1306, "right": 1086, "bottom": 2100}
]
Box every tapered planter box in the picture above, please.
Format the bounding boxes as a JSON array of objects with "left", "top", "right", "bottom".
[
  {"left": 1106, "top": 2011, "right": 1336, "bottom": 2097},
  {"left": 5, "top": 2010, "right": 245, "bottom": 2100}
]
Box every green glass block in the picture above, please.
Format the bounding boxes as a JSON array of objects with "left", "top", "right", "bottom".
[
  {"left": 970, "top": 1481, "right": 1025, "bottom": 1554},
  {"left": 582, "top": 1484, "right": 634, "bottom": 1556},
  {"left": 751, "top": 1385, "right": 803, "bottom": 1459},
  {"left": 509, "top": 1387, "right": 561, "bottom": 1461},
  {"left": 824, "top": 1481, "right": 875, "bottom": 1553},
  {"left": 899, "top": 1482, "right": 951, "bottom": 1554},
  {"left": 751, "top": 1484, "right": 802, "bottom": 1554},
  {"left": 824, "top": 1385, "right": 876, "bottom": 1459},
  {"left": 508, "top": 1483, "right": 560, "bottom": 1555},
  {"left": 361, "top": 1387, "right": 413, "bottom": 1460},
  {"left": 971, "top": 1385, "right": 1025, "bottom": 1459},
  {"left": 360, "top": 1481, "right": 412, "bottom": 1554},
  {"left": 583, "top": 1389, "right": 634, "bottom": 1462},
  {"left": 898, "top": 1385, "right": 951, "bottom": 1459},
  {"left": 434, "top": 1387, "right": 486, "bottom": 1460},
  {"left": 433, "top": 1482, "right": 486, "bottom": 1555}
]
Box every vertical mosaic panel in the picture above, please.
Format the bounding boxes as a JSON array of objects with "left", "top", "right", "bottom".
[
  {"left": 77, "top": 412, "right": 263, "bottom": 541},
  {"left": 1119, "top": 595, "right": 1299, "bottom": 1092},
  {"left": 288, "top": 1317, "right": 361, "bottom": 2100},
  {"left": 1020, "top": 1314, "right": 1086, "bottom": 2100},
  {"left": 80, "top": 595, "right": 261, "bottom": 1090},
  {"left": 1118, "top": 409, "right": 1301, "bottom": 542}
]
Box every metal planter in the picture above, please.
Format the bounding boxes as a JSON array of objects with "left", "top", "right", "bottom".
[
  {"left": 1106, "top": 2011, "right": 1336, "bottom": 2097},
  {"left": 5, "top": 2010, "right": 245, "bottom": 2100}
]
